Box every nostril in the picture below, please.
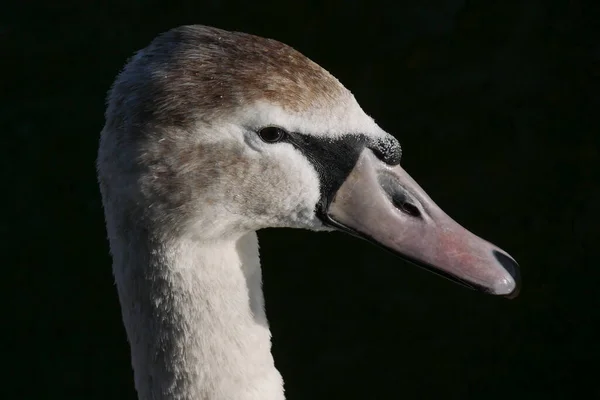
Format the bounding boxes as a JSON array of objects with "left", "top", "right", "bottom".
[
  {"left": 378, "top": 172, "right": 422, "bottom": 218},
  {"left": 391, "top": 192, "right": 421, "bottom": 217}
]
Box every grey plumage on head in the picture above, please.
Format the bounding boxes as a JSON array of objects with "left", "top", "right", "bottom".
[{"left": 105, "top": 25, "right": 347, "bottom": 133}]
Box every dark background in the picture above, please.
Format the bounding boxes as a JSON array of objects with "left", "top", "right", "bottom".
[{"left": 4, "top": 0, "right": 598, "bottom": 398}]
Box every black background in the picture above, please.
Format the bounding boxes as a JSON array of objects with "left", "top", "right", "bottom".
[{"left": 4, "top": 0, "right": 599, "bottom": 399}]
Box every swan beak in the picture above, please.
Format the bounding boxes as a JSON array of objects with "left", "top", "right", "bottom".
[{"left": 323, "top": 149, "right": 520, "bottom": 298}]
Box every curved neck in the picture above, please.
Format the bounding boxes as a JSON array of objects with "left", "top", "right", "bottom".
[{"left": 111, "top": 230, "right": 284, "bottom": 400}]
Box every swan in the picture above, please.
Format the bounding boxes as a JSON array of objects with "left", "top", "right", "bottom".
[{"left": 97, "top": 25, "right": 520, "bottom": 400}]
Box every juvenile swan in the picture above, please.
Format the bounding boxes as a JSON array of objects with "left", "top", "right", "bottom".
[{"left": 97, "top": 25, "right": 520, "bottom": 400}]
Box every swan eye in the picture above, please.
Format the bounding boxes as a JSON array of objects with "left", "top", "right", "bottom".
[{"left": 257, "top": 127, "right": 287, "bottom": 143}]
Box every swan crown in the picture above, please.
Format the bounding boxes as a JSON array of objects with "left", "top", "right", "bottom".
[{"left": 105, "top": 25, "right": 352, "bottom": 131}]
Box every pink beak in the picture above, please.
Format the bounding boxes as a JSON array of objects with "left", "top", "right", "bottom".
[{"left": 324, "top": 150, "right": 520, "bottom": 297}]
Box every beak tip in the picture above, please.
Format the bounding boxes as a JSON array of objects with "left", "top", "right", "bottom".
[
  {"left": 492, "top": 250, "right": 521, "bottom": 299},
  {"left": 504, "top": 287, "right": 521, "bottom": 299}
]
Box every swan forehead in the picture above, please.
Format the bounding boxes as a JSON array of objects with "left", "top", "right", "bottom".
[{"left": 236, "top": 98, "right": 386, "bottom": 139}]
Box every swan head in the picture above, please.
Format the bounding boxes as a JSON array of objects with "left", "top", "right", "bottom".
[{"left": 98, "top": 25, "right": 520, "bottom": 297}]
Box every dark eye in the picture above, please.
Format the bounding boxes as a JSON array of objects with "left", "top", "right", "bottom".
[{"left": 257, "top": 127, "right": 287, "bottom": 143}]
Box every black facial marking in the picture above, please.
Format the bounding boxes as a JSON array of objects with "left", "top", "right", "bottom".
[
  {"left": 285, "top": 132, "right": 369, "bottom": 215},
  {"left": 282, "top": 132, "right": 400, "bottom": 217}
]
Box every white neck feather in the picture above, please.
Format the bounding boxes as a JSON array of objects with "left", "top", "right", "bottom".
[{"left": 112, "top": 229, "right": 284, "bottom": 400}]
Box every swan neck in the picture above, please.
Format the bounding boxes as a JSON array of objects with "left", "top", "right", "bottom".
[{"left": 112, "top": 230, "right": 284, "bottom": 400}]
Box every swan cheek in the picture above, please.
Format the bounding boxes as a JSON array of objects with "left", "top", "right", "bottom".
[{"left": 243, "top": 149, "right": 323, "bottom": 230}]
